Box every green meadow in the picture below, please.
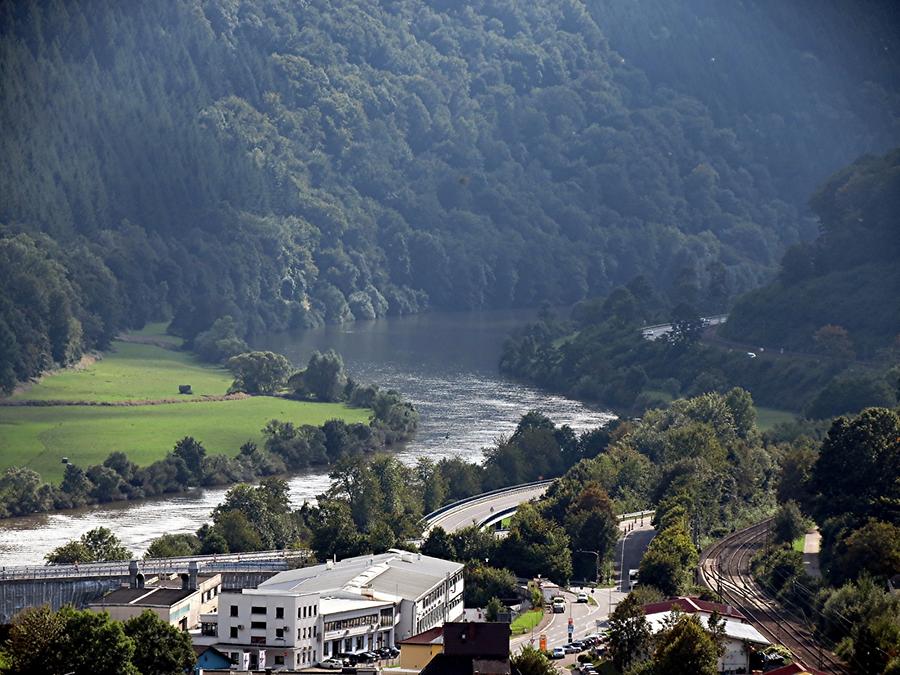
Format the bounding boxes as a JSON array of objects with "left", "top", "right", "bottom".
[
  {"left": 11, "top": 343, "right": 228, "bottom": 403},
  {"left": 1, "top": 325, "right": 370, "bottom": 482},
  {"left": 0, "top": 398, "right": 368, "bottom": 482},
  {"left": 755, "top": 406, "right": 796, "bottom": 431}
]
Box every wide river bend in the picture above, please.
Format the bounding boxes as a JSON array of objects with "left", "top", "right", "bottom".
[{"left": 0, "top": 309, "right": 613, "bottom": 566}]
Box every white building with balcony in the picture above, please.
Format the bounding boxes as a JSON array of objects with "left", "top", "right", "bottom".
[{"left": 197, "top": 549, "right": 463, "bottom": 670}]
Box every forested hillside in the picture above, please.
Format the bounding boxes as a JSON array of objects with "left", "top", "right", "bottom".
[
  {"left": 500, "top": 148, "right": 900, "bottom": 418},
  {"left": 722, "top": 148, "right": 900, "bottom": 357},
  {"left": 2, "top": 0, "right": 899, "bottom": 392}
]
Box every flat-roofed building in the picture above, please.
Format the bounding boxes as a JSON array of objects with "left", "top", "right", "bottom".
[
  {"left": 199, "top": 549, "right": 463, "bottom": 670},
  {"left": 89, "top": 567, "right": 221, "bottom": 631}
]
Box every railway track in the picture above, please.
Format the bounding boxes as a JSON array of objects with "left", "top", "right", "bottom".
[{"left": 699, "top": 520, "right": 849, "bottom": 674}]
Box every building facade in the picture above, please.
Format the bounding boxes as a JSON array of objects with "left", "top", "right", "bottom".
[
  {"left": 197, "top": 550, "right": 463, "bottom": 670},
  {"left": 89, "top": 565, "right": 221, "bottom": 631}
]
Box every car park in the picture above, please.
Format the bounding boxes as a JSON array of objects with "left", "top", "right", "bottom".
[{"left": 551, "top": 647, "right": 566, "bottom": 659}]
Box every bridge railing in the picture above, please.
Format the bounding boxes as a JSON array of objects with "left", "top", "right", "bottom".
[
  {"left": 0, "top": 548, "right": 311, "bottom": 581},
  {"left": 421, "top": 479, "right": 554, "bottom": 527}
]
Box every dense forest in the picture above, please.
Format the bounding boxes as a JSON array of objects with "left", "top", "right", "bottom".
[
  {"left": 2, "top": 0, "right": 900, "bottom": 392},
  {"left": 500, "top": 148, "right": 900, "bottom": 417},
  {"left": 722, "top": 149, "right": 900, "bottom": 357}
]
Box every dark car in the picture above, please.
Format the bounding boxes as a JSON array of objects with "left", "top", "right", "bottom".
[
  {"left": 362, "top": 651, "right": 379, "bottom": 662},
  {"left": 337, "top": 653, "right": 361, "bottom": 666}
]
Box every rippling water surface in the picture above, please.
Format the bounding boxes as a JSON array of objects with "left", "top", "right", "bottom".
[{"left": 0, "top": 309, "right": 613, "bottom": 565}]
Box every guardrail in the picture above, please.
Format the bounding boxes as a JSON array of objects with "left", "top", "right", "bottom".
[
  {"left": 421, "top": 479, "right": 554, "bottom": 526},
  {"left": 0, "top": 548, "right": 311, "bottom": 581}
]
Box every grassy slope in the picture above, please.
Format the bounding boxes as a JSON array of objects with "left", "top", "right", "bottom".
[
  {"left": 755, "top": 406, "right": 796, "bottom": 431},
  {"left": 509, "top": 609, "right": 543, "bottom": 635},
  {"left": 11, "top": 342, "right": 229, "bottom": 402},
  {"left": 0, "top": 398, "right": 369, "bottom": 482},
  {"left": 1, "top": 324, "right": 370, "bottom": 482}
]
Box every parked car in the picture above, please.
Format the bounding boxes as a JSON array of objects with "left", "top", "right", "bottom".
[
  {"left": 563, "top": 643, "right": 580, "bottom": 654},
  {"left": 337, "top": 653, "right": 361, "bottom": 665},
  {"left": 576, "top": 592, "right": 588, "bottom": 603},
  {"left": 551, "top": 648, "right": 566, "bottom": 659},
  {"left": 362, "top": 651, "right": 379, "bottom": 662},
  {"left": 320, "top": 658, "right": 343, "bottom": 670}
]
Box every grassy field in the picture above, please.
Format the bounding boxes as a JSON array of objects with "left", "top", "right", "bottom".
[
  {"left": 0, "top": 398, "right": 369, "bottom": 482},
  {"left": 510, "top": 609, "right": 543, "bottom": 635},
  {"left": 1, "top": 323, "right": 370, "bottom": 482},
  {"left": 11, "top": 341, "right": 231, "bottom": 403},
  {"left": 755, "top": 406, "right": 797, "bottom": 431}
]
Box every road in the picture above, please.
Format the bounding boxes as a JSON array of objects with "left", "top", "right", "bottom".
[
  {"left": 424, "top": 483, "right": 551, "bottom": 534},
  {"left": 641, "top": 314, "right": 727, "bottom": 341},
  {"left": 511, "top": 520, "right": 656, "bottom": 671}
]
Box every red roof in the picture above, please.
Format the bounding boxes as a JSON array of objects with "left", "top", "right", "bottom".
[
  {"left": 641, "top": 597, "right": 746, "bottom": 621},
  {"left": 766, "top": 664, "right": 827, "bottom": 675},
  {"left": 399, "top": 626, "right": 444, "bottom": 645}
]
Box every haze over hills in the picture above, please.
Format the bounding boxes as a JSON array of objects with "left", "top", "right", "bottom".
[
  {"left": 1, "top": 0, "right": 899, "bottom": 391},
  {"left": 722, "top": 148, "right": 900, "bottom": 358}
]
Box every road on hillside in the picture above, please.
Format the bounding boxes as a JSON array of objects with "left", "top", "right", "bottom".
[{"left": 425, "top": 484, "right": 550, "bottom": 534}]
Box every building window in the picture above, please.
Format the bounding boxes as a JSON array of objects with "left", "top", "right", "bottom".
[
  {"left": 230, "top": 652, "right": 239, "bottom": 664},
  {"left": 324, "top": 613, "right": 378, "bottom": 633},
  {"left": 230, "top": 605, "right": 239, "bottom": 617},
  {"left": 314, "top": 625, "right": 318, "bottom": 637},
  {"left": 230, "top": 627, "right": 238, "bottom": 639},
  {"left": 251, "top": 606, "right": 266, "bottom": 615},
  {"left": 250, "top": 636, "right": 266, "bottom": 645},
  {"left": 274, "top": 655, "right": 285, "bottom": 666},
  {"left": 276, "top": 628, "right": 284, "bottom": 639},
  {"left": 251, "top": 621, "right": 266, "bottom": 630},
  {"left": 276, "top": 607, "right": 284, "bottom": 619},
  {"left": 201, "top": 622, "right": 217, "bottom": 637}
]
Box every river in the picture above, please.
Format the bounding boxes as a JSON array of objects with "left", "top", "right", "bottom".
[{"left": 0, "top": 309, "right": 614, "bottom": 566}]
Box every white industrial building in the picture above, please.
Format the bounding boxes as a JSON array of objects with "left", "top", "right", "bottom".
[{"left": 196, "top": 549, "right": 464, "bottom": 670}]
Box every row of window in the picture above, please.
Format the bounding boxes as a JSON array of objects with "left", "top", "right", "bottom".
[
  {"left": 324, "top": 613, "right": 378, "bottom": 633},
  {"left": 201, "top": 584, "right": 221, "bottom": 603},
  {"left": 297, "top": 648, "right": 315, "bottom": 666},
  {"left": 299, "top": 625, "right": 318, "bottom": 639},
  {"left": 229, "top": 604, "right": 318, "bottom": 620}
]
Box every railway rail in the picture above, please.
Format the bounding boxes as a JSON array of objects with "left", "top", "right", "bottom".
[{"left": 699, "top": 519, "right": 849, "bottom": 674}]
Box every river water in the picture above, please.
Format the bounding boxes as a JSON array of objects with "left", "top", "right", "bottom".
[{"left": 0, "top": 309, "right": 613, "bottom": 566}]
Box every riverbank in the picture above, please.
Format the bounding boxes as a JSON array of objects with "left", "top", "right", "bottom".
[
  {"left": 0, "top": 308, "right": 611, "bottom": 564},
  {"left": 0, "top": 325, "right": 370, "bottom": 482}
]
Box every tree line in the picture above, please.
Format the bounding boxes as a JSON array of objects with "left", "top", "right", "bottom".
[
  {"left": 0, "top": 350, "right": 418, "bottom": 519},
  {"left": 3, "top": 0, "right": 899, "bottom": 393},
  {"left": 501, "top": 149, "right": 900, "bottom": 418},
  {"left": 751, "top": 407, "right": 900, "bottom": 675},
  {"left": 1, "top": 605, "right": 195, "bottom": 675}
]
